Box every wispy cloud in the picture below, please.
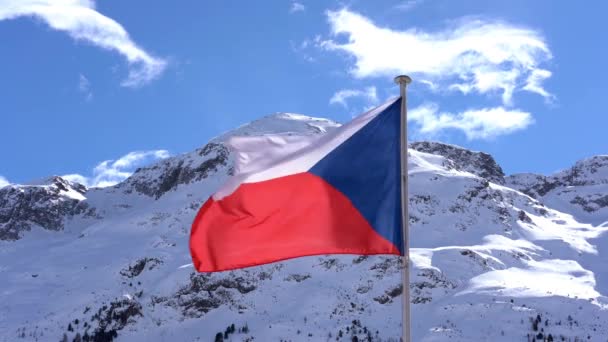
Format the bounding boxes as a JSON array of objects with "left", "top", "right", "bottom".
[
  {"left": 290, "top": 2, "right": 305, "bottom": 13},
  {"left": 63, "top": 150, "right": 170, "bottom": 188},
  {"left": 78, "top": 73, "right": 92, "bottom": 101},
  {"left": 395, "top": 0, "right": 424, "bottom": 11},
  {"left": 0, "top": 175, "right": 9, "bottom": 188},
  {"left": 319, "top": 9, "right": 553, "bottom": 105},
  {"left": 329, "top": 86, "right": 378, "bottom": 108},
  {"left": 523, "top": 69, "right": 555, "bottom": 103},
  {"left": 0, "top": 0, "right": 167, "bottom": 87},
  {"left": 290, "top": 38, "right": 317, "bottom": 62},
  {"left": 409, "top": 103, "right": 533, "bottom": 140}
]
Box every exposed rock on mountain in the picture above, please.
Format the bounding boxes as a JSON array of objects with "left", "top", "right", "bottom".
[
  {"left": 507, "top": 155, "right": 608, "bottom": 225},
  {"left": 411, "top": 141, "right": 506, "bottom": 184},
  {"left": 0, "top": 176, "right": 92, "bottom": 240},
  {"left": 118, "top": 143, "right": 231, "bottom": 199}
]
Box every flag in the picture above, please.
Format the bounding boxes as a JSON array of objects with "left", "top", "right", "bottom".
[{"left": 190, "top": 98, "right": 403, "bottom": 272}]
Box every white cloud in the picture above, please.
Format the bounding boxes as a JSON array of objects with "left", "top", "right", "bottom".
[
  {"left": 78, "top": 73, "right": 92, "bottom": 100},
  {"left": 330, "top": 86, "right": 378, "bottom": 108},
  {"left": 0, "top": 175, "right": 10, "bottom": 188},
  {"left": 111, "top": 150, "right": 170, "bottom": 169},
  {"left": 0, "top": 0, "right": 167, "bottom": 87},
  {"left": 320, "top": 9, "right": 553, "bottom": 105},
  {"left": 409, "top": 103, "right": 533, "bottom": 140},
  {"left": 61, "top": 173, "right": 89, "bottom": 186},
  {"left": 290, "top": 2, "right": 305, "bottom": 13},
  {"left": 523, "top": 69, "right": 554, "bottom": 102},
  {"left": 63, "top": 149, "right": 170, "bottom": 188}
]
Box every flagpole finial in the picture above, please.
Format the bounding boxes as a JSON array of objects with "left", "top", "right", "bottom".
[{"left": 394, "top": 75, "right": 412, "bottom": 85}]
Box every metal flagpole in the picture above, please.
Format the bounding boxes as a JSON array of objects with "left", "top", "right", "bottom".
[{"left": 394, "top": 75, "right": 412, "bottom": 342}]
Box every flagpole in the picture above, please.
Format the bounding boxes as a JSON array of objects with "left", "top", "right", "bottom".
[{"left": 394, "top": 75, "right": 412, "bottom": 342}]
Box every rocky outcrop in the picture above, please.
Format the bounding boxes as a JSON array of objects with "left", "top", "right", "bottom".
[
  {"left": 507, "top": 156, "right": 608, "bottom": 199},
  {"left": 411, "top": 141, "right": 505, "bottom": 184},
  {"left": 118, "top": 143, "right": 231, "bottom": 199},
  {"left": 154, "top": 272, "right": 258, "bottom": 319},
  {"left": 0, "top": 176, "right": 91, "bottom": 240},
  {"left": 555, "top": 155, "right": 608, "bottom": 186}
]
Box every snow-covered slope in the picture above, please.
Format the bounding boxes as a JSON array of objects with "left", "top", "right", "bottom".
[{"left": 1, "top": 114, "right": 607, "bottom": 342}]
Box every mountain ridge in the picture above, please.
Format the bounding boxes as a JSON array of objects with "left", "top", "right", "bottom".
[{"left": 1, "top": 113, "right": 607, "bottom": 341}]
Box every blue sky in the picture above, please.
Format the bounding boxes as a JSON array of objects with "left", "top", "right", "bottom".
[{"left": 1, "top": 0, "right": 607, "bottom": 187}]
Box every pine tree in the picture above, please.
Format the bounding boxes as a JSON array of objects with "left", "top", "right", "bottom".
[{"left": 214, "top": 332, "right": 224, "bottom": 342}]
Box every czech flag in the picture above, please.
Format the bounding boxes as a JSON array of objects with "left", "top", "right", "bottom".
[{"left": 190, "top": 98, "right": 404, "bottom": 272}]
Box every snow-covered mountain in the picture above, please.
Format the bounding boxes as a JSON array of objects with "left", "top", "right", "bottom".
[{"left": 1, "top": 113, "right": 607, "bottom": 342}]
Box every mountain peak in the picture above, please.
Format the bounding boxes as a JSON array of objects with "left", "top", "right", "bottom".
[
  {"left": 557, "top": 155, "right": 608, "bottom": 186},
  {"left": 29, "top": 176, "right": 87, "bottom": 194},
  {"left": 0, "top": 176, "right": 90, "bottom": 240},
  {"left": 410, "top": 141, "right": 505, "bottom": 184},
  {"left": 212, "top": 112, "right": 341, "bottom": 142}
]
